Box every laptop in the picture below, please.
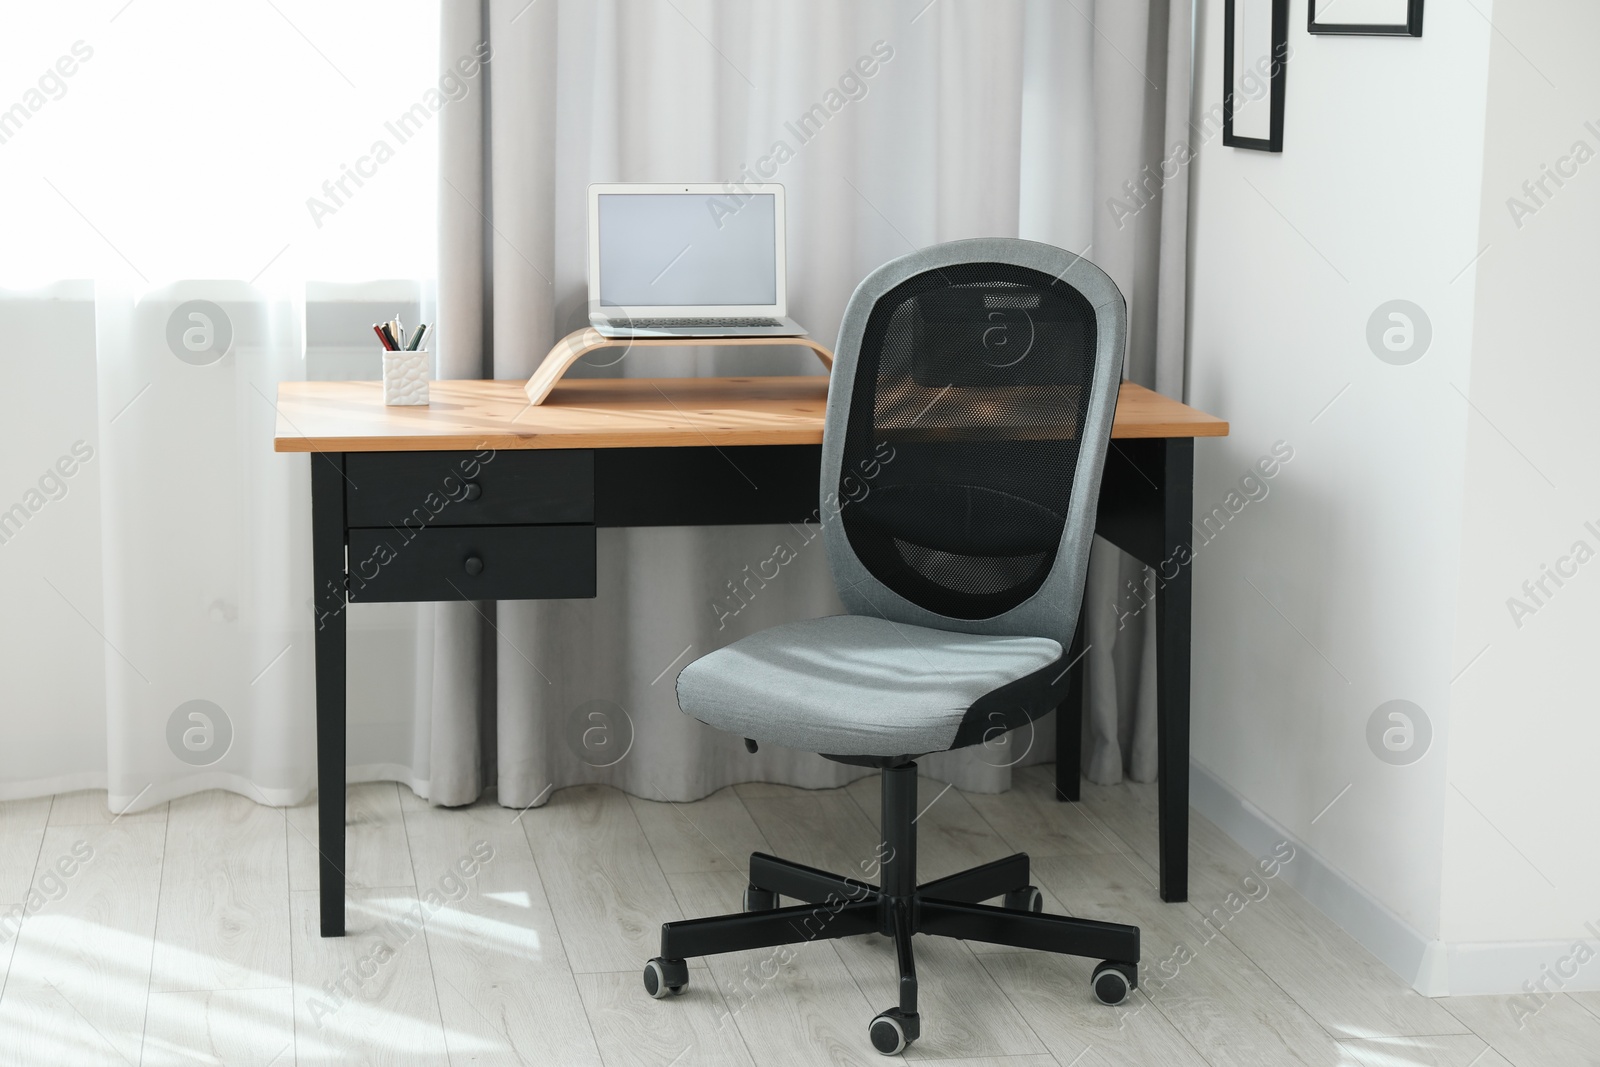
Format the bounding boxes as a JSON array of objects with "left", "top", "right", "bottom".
[{"left": 587, "top": 183, "right": 807, "bottom": 338}]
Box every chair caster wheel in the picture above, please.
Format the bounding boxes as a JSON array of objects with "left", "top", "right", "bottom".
[
  {"left": 643, "top": 957, "right": 688, "bottom": 999},
  {"left": 868, "top": 1009, "right": 920, "bottom": 1055},
  {"left": 1003, "top": 885, "right": 1043, "bottom": 913},
  {"left": 1092, "top": 960, "right": 1137, "bottom": 1005},
  {"left": 743, "top": 885, "right": 779, "bottom": 912}
]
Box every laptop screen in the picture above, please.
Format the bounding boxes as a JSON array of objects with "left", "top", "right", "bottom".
[{"left": 597, "top": 192, "right": 777, "bottom": 308}]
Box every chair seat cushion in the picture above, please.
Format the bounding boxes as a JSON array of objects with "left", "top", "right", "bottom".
[{"left": 676, "top": 615, "right": 1063, "bottom": 757}]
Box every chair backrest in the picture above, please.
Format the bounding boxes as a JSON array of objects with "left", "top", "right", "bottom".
[{"left": 821, "top": 238, "right": 1126, "bottom": 649}]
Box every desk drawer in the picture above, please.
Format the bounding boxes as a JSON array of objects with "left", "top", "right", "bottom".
[
  {"left": 347, "top": 450, "right": 593, "bottom": 527},
  {"left": 347, "top": 524, "right": 595, "bottom": 603}
]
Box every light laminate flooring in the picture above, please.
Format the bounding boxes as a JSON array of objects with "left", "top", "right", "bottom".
[{"left": 1, "top": 767, "right": 1594, "bottom": 1065}]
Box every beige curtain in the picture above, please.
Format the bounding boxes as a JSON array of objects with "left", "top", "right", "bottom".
[{"left": 418, "top": 0, "right": 1192, "bottom": 809}]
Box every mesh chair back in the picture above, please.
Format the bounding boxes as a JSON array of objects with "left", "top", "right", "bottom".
[{"left": 821, "top": 239, "right": 1126, "bottom": 649}]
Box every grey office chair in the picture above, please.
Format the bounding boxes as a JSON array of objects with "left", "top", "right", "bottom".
[{"left": 646, "top": 238, "right": 1140, "bottom": 1055}]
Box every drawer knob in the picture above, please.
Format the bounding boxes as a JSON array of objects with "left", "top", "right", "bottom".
[
  {"left": 462, "top": 482, "right": 482, "bottom": 502},
  {"left": 463, "top": 555, "right": 484, "bottom": 576}
]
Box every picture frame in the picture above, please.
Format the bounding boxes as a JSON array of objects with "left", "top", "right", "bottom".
[
  {"left": 1308, "top": 0, "right": 1424, "bottom": 37},
  {"left": 1223, "top": 0, "right": 1290, "bottom": 153}
]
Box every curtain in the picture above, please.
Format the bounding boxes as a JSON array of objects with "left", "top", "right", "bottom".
[
  {"left": 418, "top": 0, "right": 1193, "bottom": 812},
  {"left": 0, "top": 3, "right": 441, "bottom": 810},
  {"left": 94, "top": 283, "right": 314, "bottom": 811}
]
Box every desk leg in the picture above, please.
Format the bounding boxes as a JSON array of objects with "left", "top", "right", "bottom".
[
  {"left": 1156, "top": 438, "right": 1193, "bottom": 903},
  {"left": 1054, "top": 614, "right": 1085, "bottom": 802},
  {"left": 312, "top": 455, "right": 347, "bottom": 937}
]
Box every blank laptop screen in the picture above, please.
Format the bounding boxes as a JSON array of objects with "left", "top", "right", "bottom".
[{"left": 597, "top": 193, "right": 777, "bottom": 307}]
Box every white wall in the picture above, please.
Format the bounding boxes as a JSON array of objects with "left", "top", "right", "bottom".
[
  {"left": 1441, "top": 0, "right": 1600, "bottom": 993},
  {"left": 1184, "top": 0, "right": 1494, "bottom": 985}
]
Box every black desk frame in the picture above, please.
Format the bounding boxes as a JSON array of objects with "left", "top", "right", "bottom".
[{"left": 310, "top": 439, "right": 1192, "bottom": 937}]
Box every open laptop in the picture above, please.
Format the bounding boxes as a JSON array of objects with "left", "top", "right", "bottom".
[{"left": 588, "top": 183, "right": 806, "bottom": 338}]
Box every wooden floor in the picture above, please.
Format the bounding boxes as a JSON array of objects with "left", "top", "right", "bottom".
[{"left": 1, "top": 767, "right": 1596, "bottom": 1066}]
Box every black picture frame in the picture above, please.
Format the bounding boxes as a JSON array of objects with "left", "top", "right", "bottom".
[
  {"left": 1308, "top": 0, "right": 1424, "bottom": 37},
  {"left": 1223, "top": 0, "right": 1289, "bottom": 153}
]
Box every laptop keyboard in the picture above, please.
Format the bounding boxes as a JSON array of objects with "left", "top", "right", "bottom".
[{"left": 621, "top": 317, "right": 785, "bottom": 329}]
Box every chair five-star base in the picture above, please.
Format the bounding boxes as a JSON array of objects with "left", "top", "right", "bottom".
[{"left": 643, "top": 762, "right": 1141, "bottom": 1056}]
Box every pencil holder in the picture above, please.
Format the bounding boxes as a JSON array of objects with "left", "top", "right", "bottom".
[{"left": 382, "top": 349, "right": 430, "bottom": 406}]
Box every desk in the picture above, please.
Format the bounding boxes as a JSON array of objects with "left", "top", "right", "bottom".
[{"left": 275, "top": 376, "right": 1228, "bottom": 936}]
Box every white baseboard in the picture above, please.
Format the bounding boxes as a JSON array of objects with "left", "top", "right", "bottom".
[
  {"left": 1441, "top": 937, "right": 1600, "bottom": 997},
  {"left": 1187, "top": 760, "right": 1600, "bottom": 996}
]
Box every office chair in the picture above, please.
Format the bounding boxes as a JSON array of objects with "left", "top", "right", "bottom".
[{"left": 647, "top": 238, "right": 1140, "bottom": 1055}]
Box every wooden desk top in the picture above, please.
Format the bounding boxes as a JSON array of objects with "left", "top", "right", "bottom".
[{"left": 273, "top": 377, "right": 1228, "bottom": 453}]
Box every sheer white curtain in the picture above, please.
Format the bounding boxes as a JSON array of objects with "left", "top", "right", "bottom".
[
  {"left": 0, "top": 2, "right": 441, "bottom": 809},
  {"left": 418, "top": 0, "right": 1192, "bottom": 811},
  {"left": 92, "top": 282, "right": 311, "bottom": 810}
]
